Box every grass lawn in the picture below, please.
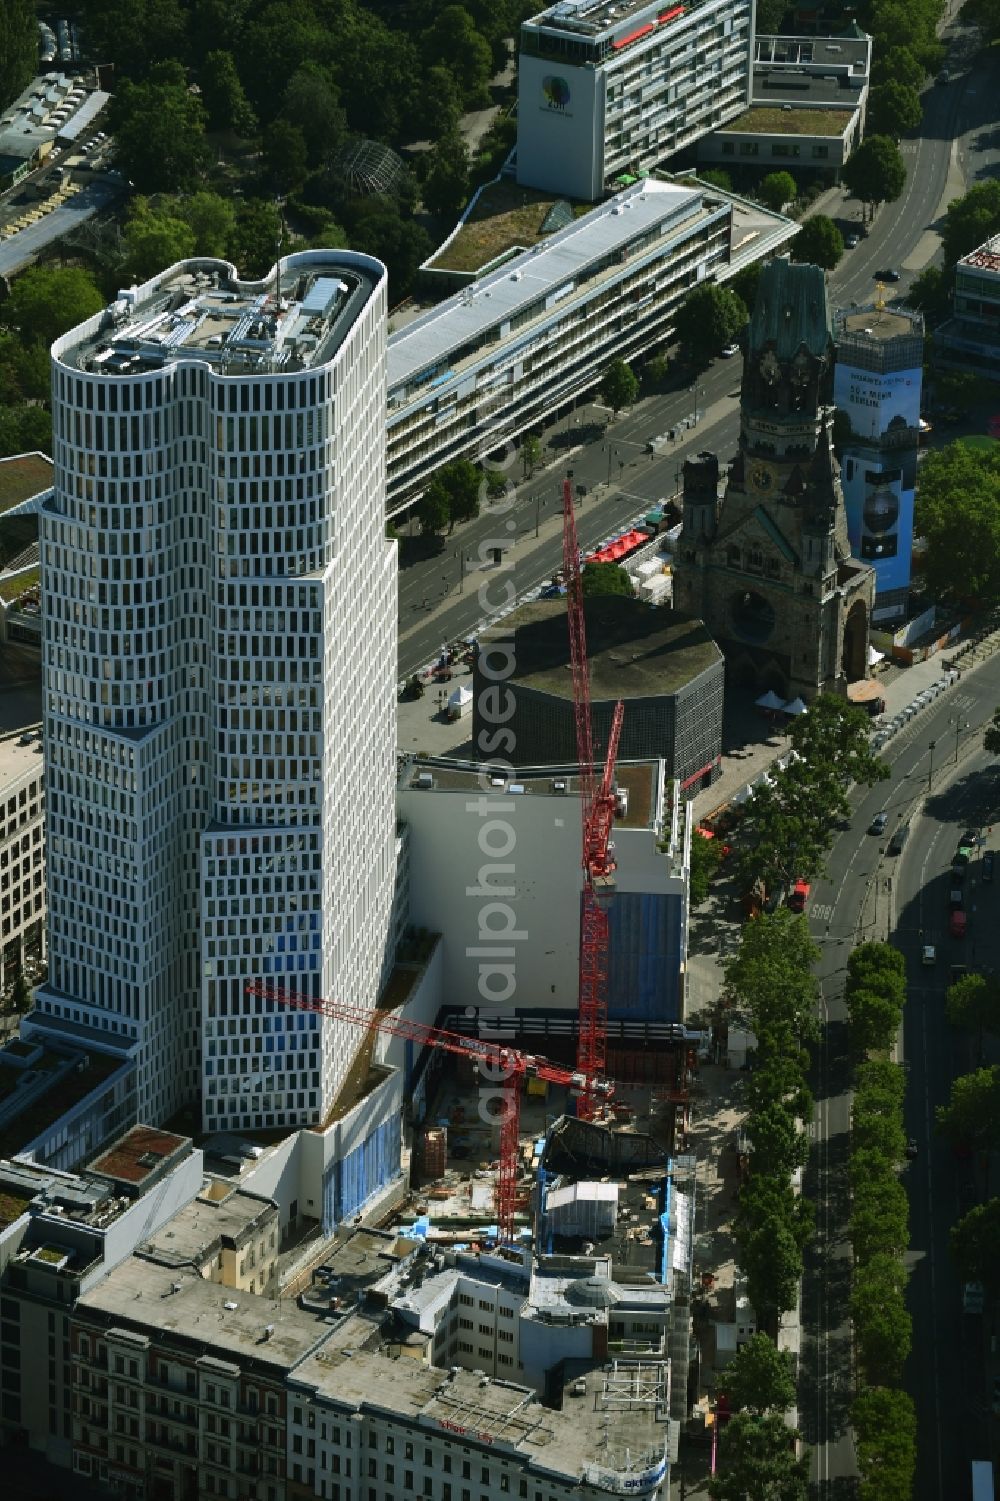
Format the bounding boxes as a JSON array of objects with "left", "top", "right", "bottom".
[
  {"left": 957, "top": 434, "right": 1000, "bottom": 450},
  {"left": 0, "top": 454, "right": 52, "bottom": 514},
  {"left": 721, "top": 106, "right": 854, "bottom": 137},
  {"left": 0, "top": 567, "right": 39, "bottom": 602},
  {"left": 428, "top": 180, "right": 568, "bottom": 274}
]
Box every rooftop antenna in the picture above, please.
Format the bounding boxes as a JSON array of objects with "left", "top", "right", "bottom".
[{"left": 275, "top": 196, "right": 286, "bottom": 309}]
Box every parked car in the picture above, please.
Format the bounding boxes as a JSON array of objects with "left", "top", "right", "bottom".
[
  {"left": 845, "top": 234, "right": 859, "bottom": 249},
  {"left": 720, "top": 343, "right": 740, "bottom": 358},
  {"left": 949, "top": 888, "right": 965, "bottom": 911},
  {"left": 983, "top": 851, "right": 994, "bottom": 883},
  {"left": 877, "top": 268, "right": 901, "bottom": 282},
  {"left": 954, "top": 844, "right": 973, "bottom": 867},
  {"left": 888, "top": 822, "right": 909, "bottom": 854},
  {"left": 869, "top": 812, "right": 888, "bottom": 835},
  {"left": 950, "top": 908, "right": 968, "bottom": 939},
  {"left": 963, "top": 1280, "right": 984, "bottom": 1314},
  {"left": 936, "top": 70, "right": 949, "bottom": 84},
  {"left": 962, "top": 829, "right": 979, "bottom": 848},
  {"left": 922, "top": 944, "right": 937, "bottom": 966},
  {"left": 905, "top": 1138, "right": 918, "bottom": 1158}
]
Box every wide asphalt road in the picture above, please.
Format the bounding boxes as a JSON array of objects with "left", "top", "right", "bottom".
[
  {"left": 396, "top": 11, "right": 992, "bottom": 682},
  {"left": 802, "top": 649, "right": 1000, "bottom": 1496}
]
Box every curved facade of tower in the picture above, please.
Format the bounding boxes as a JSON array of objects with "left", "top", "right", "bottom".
[{"left": 37, "top": 252, "right": 397, "bottom": 1131}]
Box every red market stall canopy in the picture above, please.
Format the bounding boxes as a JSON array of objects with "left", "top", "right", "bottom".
[{"left": 586, "top": 529, "right": 649, "bottom": 565}]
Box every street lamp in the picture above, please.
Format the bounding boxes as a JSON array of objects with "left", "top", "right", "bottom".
[
  {"left": 928, "top": 739, "right": 937, "bottom": 792},
  {"left": 951, "top": 715, "right": 970, "bottom": 763}
]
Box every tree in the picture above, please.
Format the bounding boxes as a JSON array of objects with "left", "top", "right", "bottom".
[
  {"left": 740, "top": 1215, "right": 805, "bottom": 1330},
  {"left": 747, "top": 1053, "right": 813, "bottom": 1125},
  {"left": 181, "top": 191, "right": 236, "bottom": 259},
  {"left": 581, "top": 563, "right": 635, "bottom": 598},
  {"left": 423, "top": 130, "right": 471, "bottom": 223},
  {"left": 966, "top": 0, "right": 1000, "bottom": 42},
  {"left": 689, "top": 830, "right": 723, "bottom": 905},
  {"left": 599, "top": 358, "right": 639, "bottom": 414},
  {"left": 437, "top": 460, "right": 482, "bottom": 526},
  {"left": 717, "top": 1332, "right": 797, "bottom": 1415},
  {"left": 851, "top": 1386, "right": 916, "bottom": 1501},
  {"left": 348, "top": 200, "right": 432, "bottom": 303},
  {"left": 851, "top": 1254, "right": 911, "bottom": 1384},
  {"left": 112, "top": 75, "right": 209, "bottom": 194},
  {"left": 913, "top": 442, "right": 1000, "bottom": 605},
  {"left": 947, "top": 971, "right": 1000, "bottom": 1049},
  {"left": 421, "top": 6, "right": 494, "bottom": 109},
  {"left": 672, "top": 283, "right": 748, "bottom": 369},
  {"left": 906, "top": 263, "right": 953, "bottom": 319},
  {"left": 867, "top": 80, "right": 923, "bottom": 139},
  {"left": 0, "top": 404, "right": 52, "bottom": 458},
  {"left": 725, "top": 908, "right": 820, "bottom": 1043},
  {"left": 9, "top": 970, "right": 30, "bottom": 1016},
  {"left": 754, "top": 0, "right": 790, "bottom": 27},
  {"left": 758, "top": 171, "right": 797, "bottom": 212},
  {"left": 282, "top": 65, "right": 346, "bottom": 169},
  {"left": 123, "top": 199, "right": 197, "bottom": 280},
  {"left": 700, "top": 168, "right": 733, "bottom": 192},
  {"left": 643, "top": 354, "right": 669, "bottom": 388},
  {"left": 848, "top": 983, "right": 905, "bottom": 1057},
  {"left": 842, "top": 135, "right": 907, "bottom": 214},
  {"left": 745, "top": 1102, "right": 808, "bottom": 1180},
  {"left": 199, "top": 50, "right": 257, "bottom": 136},
  {"left": 418, "top": 65, "right": 464, "bottom": 141},
  {"left": 0, "top": 0, "right": 35, "bottom": 112},
  {"left": 3, "top": 266, "right": 104, "bottom": 348},
  {"left": 850, "top": 1175, "right": 909, "bottom": 1262},
  {"left": 261, "top": 120, "right": 309, "bottom": 195},
  {"left": 950, "top": 1198, "right": 1000, "bottom": 1293},
  {"left": 229, "top": 198, "right": 282, "bottom": 279},
  {"left": 936, "top": 1067, "right": 1000, "bottom": 1153},
  {"left": 871, "top": 45, "right": 926, "bottom": 94},
  {"left": 521, "top": 436, "right": 542, "bottom": 480},
  {"left": 709, "top": 1411, "right": 808, "bottom": 1501},
  {"left": 416, "top": 481, "right": 450, "bottom": 536},
  {"left": 941, "top": 181, "right": 1000, "bottom": 268},
  {"left": 792, "top": 215, "right": 844, "bottom": 270}
]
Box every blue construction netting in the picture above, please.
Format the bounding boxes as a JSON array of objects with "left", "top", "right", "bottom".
[
  {"left": 323, "top": 1115, "right": 401, "bottom": 1230},
  {"left": 659, "top": 1160, "right": 672, "bottom": 1286}
]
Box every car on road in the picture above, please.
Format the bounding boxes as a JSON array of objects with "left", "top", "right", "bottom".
[
  {"left": 787, "top": 879, "right": 811, "bottom": 912},
  {"left": 936, "top": 70, "right": 949, "bottom": 84},
  {"left": 888, "top": 821, "right": 909, "bottom": 854},
  {"left": 876, "top": 268, "right": 901, "bottom": 282},
  {"left": 962, "top": 829, "right": 979, "bottom": 848},
  {"left": 720, "top": 343, "right": 740, "bottom": 358},
  {"left": 984, "top": 851, "right": 994, "bottom": 883},
  {"left": 905, "top": 1138, "right": 918, "bottom": 1158},
  {"left": 845, "top": 234, "right": 860, "bottom": 249},
  {"left": 963, "top": 1280, "right": 984, "bottom": 1314},
  {"left": 950, "top": 887, "right": 965, "bottom": 911},
  {"left": 955, "top": 844, "right": 974, "bottom": 867},
  {"left": 950, "top": 908, "right": 968, "bottom": 939},
  {"left": 922, "top": 944, "right": 937, "bottom": 966},
  {"left": 869, "top": 812, "right": 888, "bottom": 835}
]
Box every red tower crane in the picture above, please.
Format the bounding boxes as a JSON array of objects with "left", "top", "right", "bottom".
[
  {"left": 561, "top": 475, "right": 624, "bottom": 1118},
  {"left": 244, "top": 982, "right": 614, "bottom": 1245}
]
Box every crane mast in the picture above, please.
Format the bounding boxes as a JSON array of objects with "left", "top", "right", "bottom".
[
  {"left": 561, "top": 477, "right": 624, "bottom": 1117},
  {"left": 245, "top": 982, "right": 614, "bottom": 1244}
]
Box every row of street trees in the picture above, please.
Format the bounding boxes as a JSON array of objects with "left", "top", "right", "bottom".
[
  {"left": 736, "top": 695, "right": 888, "bottom": 902},
  {"left": 913, "top": 440, "right": 1000, "bottom": 608},
  {"left": 706, "top": 908, "right": 818, "bottom": 1497},
  {"left": 844, "top": 944, "right": 916, "bottom": 1501}
]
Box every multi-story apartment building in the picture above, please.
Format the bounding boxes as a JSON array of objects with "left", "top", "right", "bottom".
[
  {"left": 386, "top": 176, "right": 796, "bottom": 513},
  {"left": 30, "top": 251, "right": 399, "bottom": 1135},
  {"left": 0, "top": 730, "right": 45, "bottom": 990},
  {"left": 935, "top": 232, "right": 1000, "bottom": 382},
  {"left": 516, "top": 0, "right": 754, "bottom": 201}
]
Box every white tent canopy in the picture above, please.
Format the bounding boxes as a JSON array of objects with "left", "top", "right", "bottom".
[
  {"left": 755, "top": 689, "right": 785, "bottom": 710},
  {"left": 783, "top": 696, "right": 808, "bottom": 716}
]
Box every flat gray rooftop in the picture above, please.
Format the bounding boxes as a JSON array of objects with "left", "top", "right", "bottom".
[
  {"left": 137, "top": 1184, "right": 274, "bottom": 1268},
  {"left": 62, "top": 257, "right": 376, "bottom": 378},
  {"left": 479, "top": 597, "right": 721, "bottom": 701},
  {"left": 401, "top": 757, "right": 659, "bottom": 831},
  {"left": 836, "top": 307, "right": 922, "bottom": 342},
  {"left": 753, "top": 71, "right": 863, "bottom": 106},
  {"left": 524, "top": 0, "right": 708, "bottom": 41},
  {"left": 754, "top": 33, "right": 870, "bottom": 71},
  {"left": 388, "top": 179, "right": 703, "bottom": 392},
  {"left": 75, "top": 1259, "right": 329, "bottom": 1371}
]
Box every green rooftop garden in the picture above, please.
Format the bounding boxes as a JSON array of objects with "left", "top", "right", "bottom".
[
  {"left": 427, "top": 181, "right": 582, "bottom": 275},
  {"left": 720, "top": 106, "right": 855, "bottom": 137}
]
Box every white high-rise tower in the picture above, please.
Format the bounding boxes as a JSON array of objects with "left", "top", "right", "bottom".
[{"left": 35, "top": 251, "right": 398, "bottom": 1132}]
